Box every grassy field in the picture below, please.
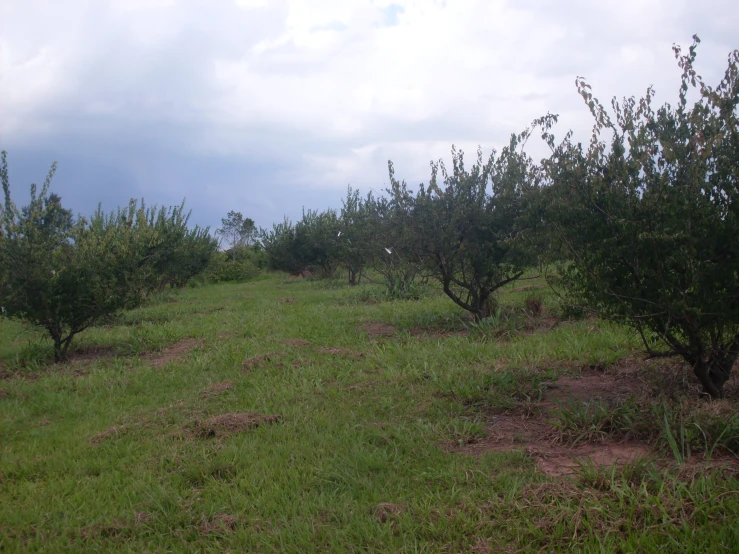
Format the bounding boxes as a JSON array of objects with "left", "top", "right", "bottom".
[{"left": 1, "top": 273, "right": 738, "bottom": 552}]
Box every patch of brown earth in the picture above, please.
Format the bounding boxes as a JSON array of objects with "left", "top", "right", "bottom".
[
  {"left": 448, "top": 365, "right": 657, "bottom": 476},
  {"left": 278, "top": 297, "right": 296, "bottom": 303},
  {"left": 134, "top": 512, "right": 152, "bottom": 524},
  {"left": 90, "top": 425, "right": 128, "bottom": 444},
  {"left": 410, "top": 326, "right": 469, "bottom": 339},
  {"left": 80, "top": 520, "right": 129, "bottom": 540},
  {"left": 545, "top": 372, "right": 640, "bottom": 406},
  {"left": 145, "top": 339, "right": 204, "bottom": 369},
  {"left": 201, "top": 380, "right": 234, "bottom": 398},
  {"left": 282, "top": 338, "right": 312, "bottom": 347},
  {"left": 195, "top": 412, "right": 281, "bottom": 437},
  {"left": 199, "top": 514, "right": 239, "bottom": 535},
  {"left": 449, "top": 410, "right": 651, "bottom": 477},
  {"left": 469, "top": 537, "right": 496, "bottom": 554},
  {"left": 316, "top": 346, "right": 365, "bottom": 358},
  {"left": 374, "top": 502, "right": 406, "bottom": 523},
  {"left": 243, "top": 352, "right": 281, "bottom": 371},
  {"left": 359, "top": 321, "right": 397, "bottom": 337},
  {"left": 345, "top": 380, "right": 380, "bottom": 391},
  {"left": 66, "top": 345, "right": 118, "bottom": 366}
]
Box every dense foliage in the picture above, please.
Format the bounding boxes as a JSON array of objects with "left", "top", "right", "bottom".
[
  {"left": 0, "top": 152, "right": 217, "bottom": 360},
  {"left": 542, "top": 37, "right": 739, "bottom": 397}
]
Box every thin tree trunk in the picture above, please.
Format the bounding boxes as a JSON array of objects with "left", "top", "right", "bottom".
[{"left": 692, "top": 350, "right": 736, "bottom": 399}]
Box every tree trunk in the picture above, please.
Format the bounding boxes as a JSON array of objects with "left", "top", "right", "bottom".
[
  {"left": 692, "top": 351, "right": 736, "bottom": 399},
  {"left": 51, "top": 331, "right": 74, "bottom": 362}
]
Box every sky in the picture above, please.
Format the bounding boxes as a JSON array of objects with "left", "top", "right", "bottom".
[{"left": 1, "top": 0, "right": 737, "bottom": 233}]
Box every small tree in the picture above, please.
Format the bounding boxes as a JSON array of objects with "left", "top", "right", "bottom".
[
  {"left": 542, "top": 36, "right": 739, "bottom": 398},
  {"left": 388, "top": 137, "right": 536, "bottom": 319},
  {"left": 364, "top": 173, "right": 427, "bottom": 298},
  {"left": 217, "top": 211, "right": 256, "bottom": 251},
  {"left": 337, "top": 186, "right": 372, "bottom": 285}
]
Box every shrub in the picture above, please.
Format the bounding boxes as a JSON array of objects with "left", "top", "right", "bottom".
[
  {"left": 0, "top": 152, "right": 216, "bottom": 360},
  {"left": 542, "top": 37, "right": 739, "bottom": 398},
  {"left": 387, "top": 134, "right": 539, "bottom": 320},
  {"left": 205, "top": 252, "right": 260, "bottom": 283}
]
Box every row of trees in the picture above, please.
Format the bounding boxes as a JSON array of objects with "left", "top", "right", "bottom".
[
  {"left": 261, "top": 37, "right": 739, "bottom": 398},
  {"left": 0, "top": 153, "right": 218, "bottom": 360}
]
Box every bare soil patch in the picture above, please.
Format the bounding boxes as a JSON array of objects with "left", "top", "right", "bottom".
[
  {"left": 449, "top": 411, "right": 652, "bottom": 477},
  {"left": 195, "top": 412, "right": 281, "bottom": 438},
  {"left": 450, "top": 357, "right": 739, "bottom": 475},
  {"left": 80, "top": 519, "right": 129, "bottom": 540},
  {"left": 282, "top": 338, "right": 312, "bottom": 347},
  {"left": 134, "top": 512, "right": 152, "bottom": 524},
  {"left": 90, "top": 425, "right": 128, "bottom": 444},
  {"left": 374, "top": 502, "right": 406, "bottom": 523},
  {"left": 201, "top": 380, "right": 234, "bottom": 398},
  {"left": 67, "top": 345, "right": 118, "bottom": 365},
  {"left": 316, "top": 346, "right": 365, "bottom": 358},
  {"left": 345, "top": 380, "right": 380, "bottom": 391},
  {"left": 410, "top": 326, "right": 469, "bottom": 339},
  {"left": 243, "top": 352, "right": 282, "bottom": 371},
  {"left": 448, "top": 361, "right": 656, "bottom": 475},
  {"left": 359, "top": 321, "right": 397, "bottom": 337},
  {"left": 545, "top": 372, "right": 640, "bottom": 407},
  {"left": 145, "top": 339, "right": 203, "bottom": 369},
  {"left": 199, "top": 514, "right": 239, "bottom": 535}
]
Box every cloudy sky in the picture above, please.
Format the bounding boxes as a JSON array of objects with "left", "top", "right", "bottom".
[{"left": 1, "top": 0, "right": 737, "bottom": 233}]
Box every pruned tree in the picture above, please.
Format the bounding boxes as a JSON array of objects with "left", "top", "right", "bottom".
[
  {"left": 337, "top": 186, "right": 373, "bottom": 285},
  {"left": 542, "top": 36, "right": 739, "bottom": 398},
  {"left": 365, "top": 170, "right": 427, "bottom": 298},
  {"left": 387, "top": 136, "right": 536, "bottom": 319}
]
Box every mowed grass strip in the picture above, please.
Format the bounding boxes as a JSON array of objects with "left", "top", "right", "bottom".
[{"left": 1, "top": 274, "right": 738, "bottom": 552}]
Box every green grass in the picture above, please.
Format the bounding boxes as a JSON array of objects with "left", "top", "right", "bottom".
[{"left": 1, "top": 274, "right": 738, "bottom": 552}]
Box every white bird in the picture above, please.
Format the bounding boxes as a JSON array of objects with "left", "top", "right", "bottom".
[
  {"left": 385, "top": 247, "right": 392, "bottom": 254},
  {"left": 51, "top": 270, "right": 56, "bottom": 275},
  {"left": 337, "top": 231, "right": 342, "bottom": 237}
]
